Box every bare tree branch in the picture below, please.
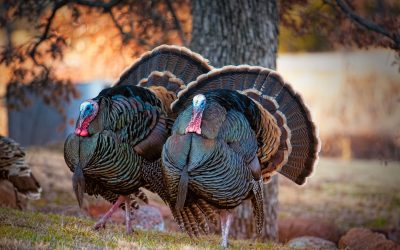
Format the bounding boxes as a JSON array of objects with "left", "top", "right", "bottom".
[
  {"left": 109, "top": 10, "right": 126, "bottom": 37},
  {"left": 335, "top": 0, "right": 400, "bottom": 50},
  {"left": 165, "top": 0, "right": 188, "bottom": 46},
  {"left": 73, "top": 0, "right": 122, "bottom": 10},
  {"left": 28, "top": 0, "right": 125, "bottom": 74},
  {"left": 1, "top": 0, "right": 192, "bottom": 114},
  {"left": 29, "top": 1, "right": 66, "bottom": 65}
]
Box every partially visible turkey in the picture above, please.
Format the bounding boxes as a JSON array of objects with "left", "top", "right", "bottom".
[
  {"left": 64, "top": 45, "right": 216, "bottom": 234},
  {"left": 162, "top": 66, "right": 320, "bottom": 247},
  {"left": 0, "top": 135, "right": 41, "bottom": 208}
]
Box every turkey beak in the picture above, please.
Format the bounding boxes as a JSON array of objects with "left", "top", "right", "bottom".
[{"left": 72, "top": 164, "right": 85, "bottom": 208}]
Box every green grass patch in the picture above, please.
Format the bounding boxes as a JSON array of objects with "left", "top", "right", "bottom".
[
  {"left": 367, "top": 217, "right": 388, "bottom": 229},
  {"left": 0, "top": 207, "right": 286, "bottom": 249}
]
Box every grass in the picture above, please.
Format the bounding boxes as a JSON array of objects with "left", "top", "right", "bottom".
[
  {"left": 0, "top": 207, "right": 287, "bottom": 250},
  {"left": 8, "top": 149, "right": 399, "bottom": 248}
]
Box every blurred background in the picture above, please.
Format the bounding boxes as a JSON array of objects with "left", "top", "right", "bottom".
[
  {"left": 0, "top": 0, "right": 399, "bottom": 248},
  {"left": 1, "top": 1, "right": 398, "bottom": 160}
]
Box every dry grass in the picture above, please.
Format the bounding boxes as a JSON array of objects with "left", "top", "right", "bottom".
[
  {"left": 279, "top": 158, "right": 400, "bottom": 231},
  {"left": 0, "top": 207, "right": 286, "bottom": 250},
  {"left": 7, "top": 148, "right": 398, "bottom": 248}
]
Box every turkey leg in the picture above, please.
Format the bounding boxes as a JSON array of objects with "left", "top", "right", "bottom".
[
  {"left": 14, "top": 188, "right": 23, "bottom": 210},
  {"left": 93, "top": 195, "right": 131, "bottom": 232},
  {"left": 124, "top": 199, "right": 132, "bottom": 234},
  {"left": 220, "top": 210, "right": 233, "bottom": 248}
]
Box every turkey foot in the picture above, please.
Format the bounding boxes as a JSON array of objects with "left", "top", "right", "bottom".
[
  {"left": 220, "top": 210, "right": 233, "bottom": 248},
  {"left": 93, "top": 195, "right": 131, "bottom": 232}
]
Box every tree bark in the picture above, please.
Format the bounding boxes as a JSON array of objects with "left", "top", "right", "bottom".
[{"left": 190, "top": 0, "right": 279, "bottom": 241}]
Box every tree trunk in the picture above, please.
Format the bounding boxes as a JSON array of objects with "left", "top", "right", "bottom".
[{"left": 190, "top": 0, "right": 279, "bottom": 241}]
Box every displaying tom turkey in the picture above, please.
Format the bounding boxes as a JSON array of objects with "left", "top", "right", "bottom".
[
  {"left": 64, "top": 45, "right": 217, "bottom": 234},
  {"left": 0, "top": 135, "right": 41, "bottom": 208},
  {"left": 162, "top": 66, "right": 320, "bottom": 247}
]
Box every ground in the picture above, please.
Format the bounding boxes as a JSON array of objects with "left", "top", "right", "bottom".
[
  {"left": 279, "top": 158, "right": 400, "bottom": 231},
  {"left": 0, "top": 146, "right": 399, "bottom": 249},
  {"left": 0, "top": 208, "right": 285, "bottom": 249}
]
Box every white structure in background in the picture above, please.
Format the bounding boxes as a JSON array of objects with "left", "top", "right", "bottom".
[{"left": 277, "top": 49, "right": 399, "bottom": 138}]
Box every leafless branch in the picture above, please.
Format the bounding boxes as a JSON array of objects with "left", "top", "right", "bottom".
[
  {"left": 334, "top": 0, "right": 400, "bottom": 50},
  {"left": 2, "top": 0, "right": 191, "bottom": 113},
  {"left": 165, "top": 0, "right": 188, "bottom": 46},
  {"left": 72, "top": 0, "right": 126, "bottom": 38},
  {"left": 29, "top": 1, "right": 66, "bottom": 65},
  {"left": 29, "top": 0, "right": 124, "bottom": 61},
  {"left": 109, "top": 10, "right": 126, "bottom": 37},
  {"left": 73, "top": 0, "right": 122, "bottom": 10},
  {"left": 27, "top": 0, "right": 125, "bottom": 75}
]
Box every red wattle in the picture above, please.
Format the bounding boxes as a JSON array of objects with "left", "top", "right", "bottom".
[
  {"left": 79, "top": 129, "right": 89, "bottom": 137},
  {"left": 75, "top": 116, "right": 91, "bottom": 137},
  {"left": 185, "top": 112, "right": 203, "bottom": 135},
  {"left": 75, "top": 128, "right": 81, "bottom": 135}
]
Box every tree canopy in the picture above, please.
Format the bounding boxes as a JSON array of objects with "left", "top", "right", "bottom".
[{"left": 0, "top": 0, "right": 399, "bottom": 113}]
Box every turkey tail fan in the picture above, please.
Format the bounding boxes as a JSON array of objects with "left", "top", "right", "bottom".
[
  {"left": 242, "top": 88, "right": 292, "bottom": 182},
  {"left": 252, "top": 70, "right": 319, "bottom": 185},
  {"left": 172, "top": 65, "right": 263, "bottom": 113},
  {"left": 114, "top": 45, "right": 212, "bottom": 87},
  {"left": 138, "top": 71, "right": 185, "bottom": 117},
  {"left": 138, "top": 71, "right": 185, "bottom": 95},
  {"left": 172, "top": 65, "right": 319, "bottom": 185}
]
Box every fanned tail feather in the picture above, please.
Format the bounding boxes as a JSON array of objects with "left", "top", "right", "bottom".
[
  {"left": 255, "top": 70, "right": 319, "bottom": 184},
  {"left": 115, "top": 45, "right": 212, "bottom": 87},
  {"left": 138, "top": 71, "right": 185, "bottom": 95},
  {"left": 172, "top": 66, "right": 319, "bottom": 185},
  {"left": 138, "top": 71, "right": 185, "bottom": 117},
  {"left": 242, "top": 89, "right": 291, "bottom": 181},
  {"left": 172, "top": 66, "right": 263, "bottom": 113},
  {"left": 113, "top": 45, "right": 212, "bottom": 119}
]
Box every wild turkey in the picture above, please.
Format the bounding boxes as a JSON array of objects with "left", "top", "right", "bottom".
[
  {"left": 162, "top": 66, "right": 320, "bottom": 247},
  {"left": 64, "top": 45, "right": 217, "bottom": 234},
  {"left": 0, "top": 135, "right": 41, "bottom": 208}
]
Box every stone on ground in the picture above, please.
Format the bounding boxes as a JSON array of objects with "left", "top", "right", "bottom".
[
  {"left": 339, "top": 228, "right": 400, "bottom": 250},
  {"left": 287, "top": 236, "right": 337, "bottom": 249}
]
